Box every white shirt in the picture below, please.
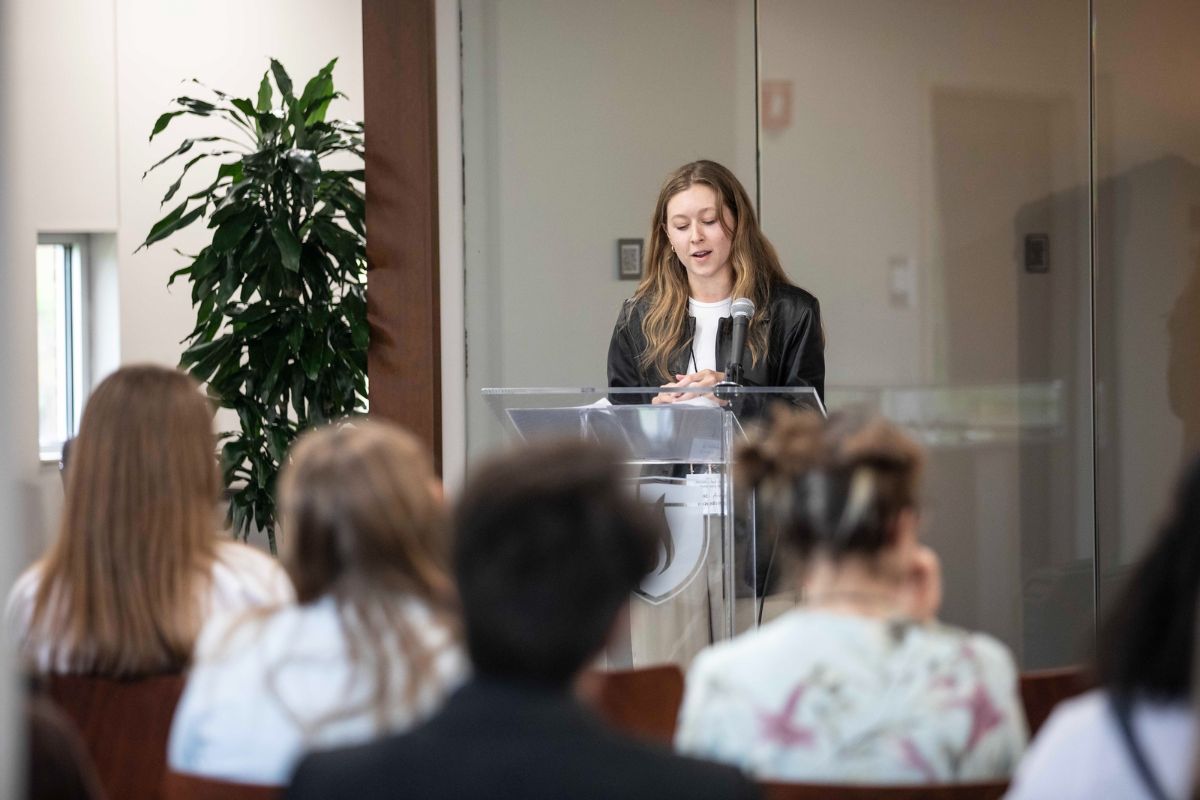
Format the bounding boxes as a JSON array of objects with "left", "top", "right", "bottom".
[
  {"left": 1006, "top": 690, "right": 1193, "bottom": 800},
  {"left": 168, "top": 594, "right": 466, "bottom": 786},
  {"left": 688, "top": 296, "right": 732, "bottom": 373},
  {"left": 6, "top": 540, "right": 293, "bottom": 674},
  {"left": 676, "top": 609, "right": 1027, "bottom": 784}
]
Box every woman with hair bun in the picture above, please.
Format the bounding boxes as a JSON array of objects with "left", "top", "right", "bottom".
[
  {"left": 675, "top": 408, "right": 1026, "bottom": 784},
  {"left": 607, "top": 160, "right": 823, "bottom": 403}
]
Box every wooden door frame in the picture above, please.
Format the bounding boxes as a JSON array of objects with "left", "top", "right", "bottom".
[{"left": 362, "top": 0, "right": 443, "bottom": 470}]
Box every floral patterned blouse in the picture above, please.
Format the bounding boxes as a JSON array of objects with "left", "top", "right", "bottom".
[{"left": 675, "top": 609, "right": 1027, "bottom": 784}]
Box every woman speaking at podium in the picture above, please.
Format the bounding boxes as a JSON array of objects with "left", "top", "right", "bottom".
[{"left": 607, "top": 160, "right": 824, "bottom": 404}]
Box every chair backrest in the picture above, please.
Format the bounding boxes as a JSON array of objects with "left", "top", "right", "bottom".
[
  {"left": 42, "top": 673, "right": 187, "bottom": 800},
  {"left": 162, "top": 771, "right": 282, "bottom": 800},
  {"left": 27, "top": 697, "right": 106, "bottom": 800},
  {"left": 1019, "top": 666, "right": 1089, "bottom": 737},
  {"left": 759, "top": 780, "right": 1009, "bottom": 800},
  {"left": 579, "top": 664, "right": 685, "bottom": 745}
]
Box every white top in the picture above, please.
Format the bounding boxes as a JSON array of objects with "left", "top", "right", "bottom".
[
  {"left": 6, "top": 540, "right": 293, "bottom": 673},
  {"left": 1006, "top": 690, "right": 1193, "bottom": 800},
  {"left": 168, "top": 594, "right": 466, "bottom": 786},
  {"left": 687, "top": 296, "right": 732, "bottom": 373},
  {"left": 676, "top": 609, "right": 1027, "bottom": 784}
]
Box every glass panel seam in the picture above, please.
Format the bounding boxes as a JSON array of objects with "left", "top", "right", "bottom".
[{"left": 1088, "top": 0, "right": 1100, "bottom": 641}]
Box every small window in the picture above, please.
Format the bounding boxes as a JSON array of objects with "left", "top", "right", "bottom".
[{"left": 36, "top": 236, "right": 87, "bottom": 461}]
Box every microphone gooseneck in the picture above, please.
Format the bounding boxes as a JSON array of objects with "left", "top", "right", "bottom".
[{"left": 723, "top": 297, "right": 755, "bottom": 386}]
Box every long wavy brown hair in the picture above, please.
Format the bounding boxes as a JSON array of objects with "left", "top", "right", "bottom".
[
  {"left": 27, "top": 365, "right": 221, "bottom": 676},
  {"left": 634, "top": 160, "right": 793, "bottom": 381},
  {"left": 269, "top": 420, "right": 456, "bottom": 732}
]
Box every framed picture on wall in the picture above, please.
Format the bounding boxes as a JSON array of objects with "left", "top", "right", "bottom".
[{"left": 618, "top": 238, "right": 643, "bottom": 281}]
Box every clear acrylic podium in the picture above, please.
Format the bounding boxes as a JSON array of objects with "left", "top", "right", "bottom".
[{"left": 482, "top": 385, "right": 824, "bottom": 667}]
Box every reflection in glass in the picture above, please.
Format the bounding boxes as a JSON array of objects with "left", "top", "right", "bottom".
[
  {"left": 759, "top": 0, "right": 1092, "bottom": 667},
  {"left": 456, "top": 0, "right": 1200, "bottom": 671},
  {"left": 1093, "top": 0, "right": 1200, "bottom": 614}
]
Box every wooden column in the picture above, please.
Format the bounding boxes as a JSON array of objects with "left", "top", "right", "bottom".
[{"left": 362, "top": 0, "right": 443, "bottom": 469}]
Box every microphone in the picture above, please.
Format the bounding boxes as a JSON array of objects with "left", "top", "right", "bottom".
[{"left": 723, "top": 297, "right": 755, "bottom": 386}]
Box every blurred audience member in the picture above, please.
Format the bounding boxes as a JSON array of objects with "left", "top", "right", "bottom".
[
  {"left": 7, "top": 365, "right": 290, "bottom": 676},
  {"left": 676, "top": 408, "right": 1026, "bottom": 783},
  {"left": 168, "top": 421, "right": 464, "bottom": 785},
  {"left": 287, "top": 439, "right": 759, "bottom": 800},
  {"left": 1007, "top": 457, "right": 1200, "bottom": 799}
]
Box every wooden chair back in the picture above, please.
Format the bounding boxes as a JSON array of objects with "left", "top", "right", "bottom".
[
  {"left": 162, "top": 771, "right": 283, "bottom": 800},
  {"left": 759, "top": 780, "right": 1009, "bottom": 800},
  {"left": 27, "top": 697, "right": 106, "bottom": 800},
  {"left": 579, "top": 664, "right": 685, "bottom": 745},
  {"left": 42, "top": 673, "right": 186, "bottom": 800},
  {"left": 1019, "top": 666, "right": 1088, "bottom": 737}
]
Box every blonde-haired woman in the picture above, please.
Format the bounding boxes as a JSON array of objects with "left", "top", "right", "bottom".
[
  {"left": 608, "top": 160, "right": 824, "bottom": 402},
  {"left": 167, "top": 420, "right": 464, "bottom": 786},
  {"left": 675, "top": 408, "right": 1026, "bottom": 784},
  {"left": 7, "top": 365, "right": 291, "bottom": 676}
]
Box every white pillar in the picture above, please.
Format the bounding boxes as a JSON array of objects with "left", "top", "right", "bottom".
[
  {"left": 0, "top": 0, "right": 25, "bottom": 789},
  {"left": 436, "top": 0, "right": 467, "bottom": 493}
]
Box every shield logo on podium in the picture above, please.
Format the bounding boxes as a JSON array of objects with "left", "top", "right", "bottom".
[{"left": 634, "top": 479, "right": 710, "bottom": 605}]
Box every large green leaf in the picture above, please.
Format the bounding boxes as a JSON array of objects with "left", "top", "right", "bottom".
[
  {"left": 256, "top": 72, "right": 273, "bottom": 112},
  {"left": 140, "top": 201, "right": 206, "bottom": 250},
  {"left": 209, "top": 189, "right": 252, "bottom": 225},
  {"left": 269, "top": 59, "right": 293, "bottom": 100},
  {"left": 182, "top": 336, "right": 234, "bottom": 383},
  {"left": 260, "top": 338, "right": 290, "bottom": 403},
  {"left": 160, "top": 153, "right": 210, "bottom": 205},
  {"left": 270, "top": 218, "right": 302, "bottom": 272},
  {"left": 141, "top": 201, "right": 188, "bottom": 249},
  {"left": 299, "top": 59, "right": 338, "bottom": 123},
  {"left": 217, "top": 161, "right": 244, "bottom": 182},
  {"left": 175, "top": 96, "right": 217, "bottom": 114},
  {"left": 299, "top": 59, "right": 336, "bottom": 107},
  {"left": 143, "top": 135, "right": 225, "bottom": 177},
  {"left": 231, "top": 96, "right": 257, "bottom": 121},
  {"left": 285, "top": 148, "right": 320, "bottom": 182},
  {"left": 286, "top": 322, "right": 304, "bottom": 356},
  {"left": 233, "top": 309, "right": 278, "bottom": 340},
  {"left": 299, "top": 331, "right": 324, "bottom": 381},
  {"left": 149, "top": 110, "right": 188, "bottom": 141},
  {"left": 214, "top": 261, "right": 242, "bottom": 309},
  {"left": 289, "top": 369, "right": 307, "bottom": 419},
  {"left": 212, "top": 208, "right": 258, "bottom": 252}
]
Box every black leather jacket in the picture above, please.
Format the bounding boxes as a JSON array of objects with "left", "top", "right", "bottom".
[{"left": 606, "top": 283, "right": 825, "bottom": 405}]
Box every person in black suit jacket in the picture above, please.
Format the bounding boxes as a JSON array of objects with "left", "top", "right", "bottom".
[{"left": 287, "top": 438, "right": 759, "bottom": 800}]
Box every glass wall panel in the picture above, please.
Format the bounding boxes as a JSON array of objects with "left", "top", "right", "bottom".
[
  {"left": 1093, "top": 0, "right": 1200, "bottom": 610},
  {"left": 758, "top": 1, "right": 1094, "bottom": 667},
  {"left": 461, "top": 0, "right": 758, "bottom": 458}
]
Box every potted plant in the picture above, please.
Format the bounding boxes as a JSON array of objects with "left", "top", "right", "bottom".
[{"left": 139, "top": 58, "right": 367, "bottom": 551}]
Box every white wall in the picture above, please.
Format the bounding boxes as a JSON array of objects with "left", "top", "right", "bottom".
[
  {"left": 9, "top": 0, "right": 365, "bottom": 558},
  {"left": 758, "top": 0, "right": 1090, "bottom": 387},
  {"left": 6, "top": 0, "right": 118, "bottom": 557},
  {"left": 114, "top": 0, "right": 364, "bottom": 370}
]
